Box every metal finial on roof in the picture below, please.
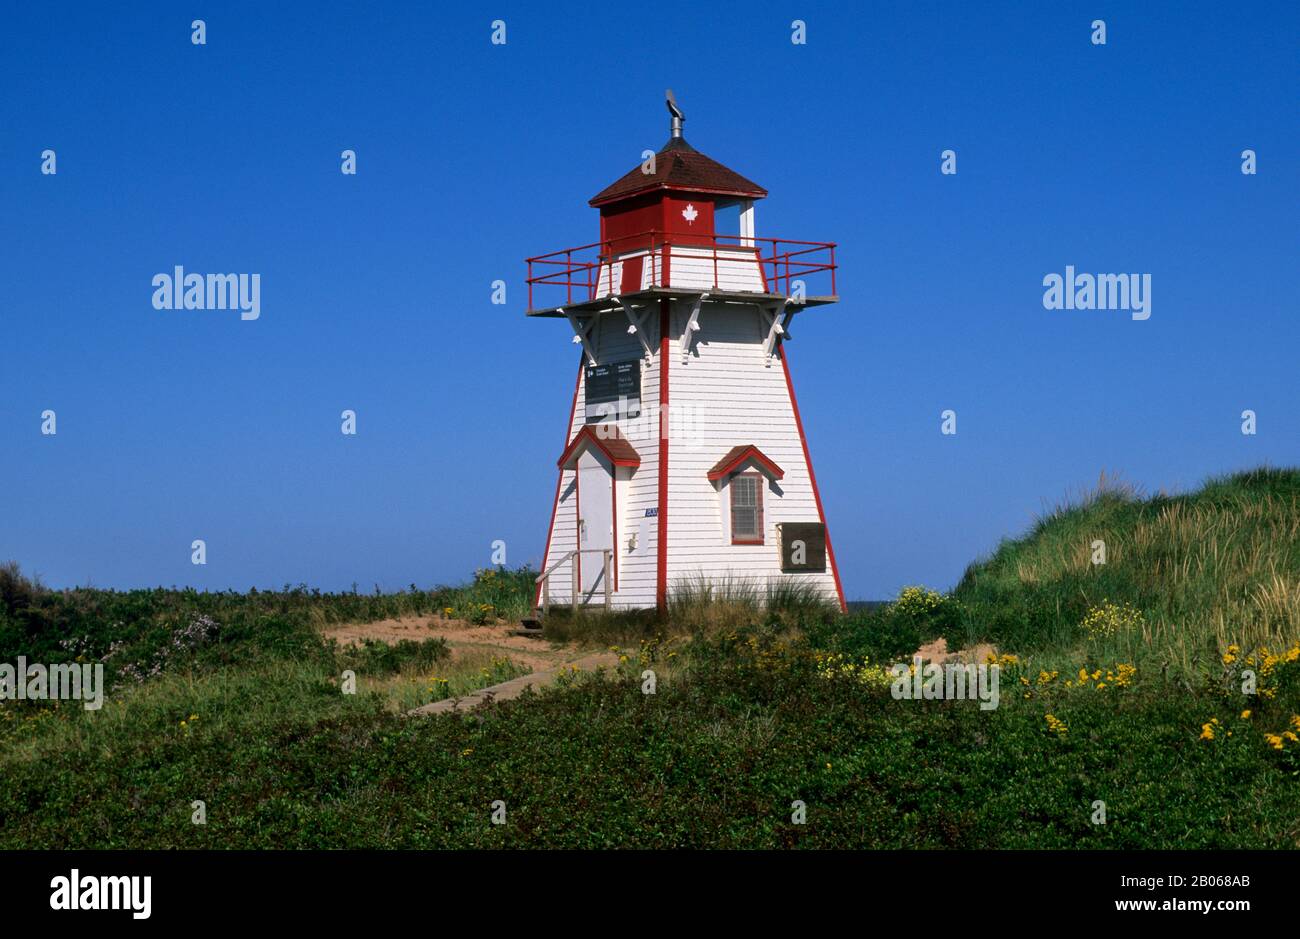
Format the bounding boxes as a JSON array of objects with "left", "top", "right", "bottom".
[{"left": 666, "top": 89, "right": 684, "bottom": 139}]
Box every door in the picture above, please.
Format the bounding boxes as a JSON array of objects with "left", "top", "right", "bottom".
[
  {"left": 619, "top": 254, "right": 645, "bottom": 295},
  {"left": 576, "top": 449, "right": 613, "bottom": 597}
]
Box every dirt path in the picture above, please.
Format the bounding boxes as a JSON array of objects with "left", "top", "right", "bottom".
[
  {"left": 320, "top": 615, "right": 571, "bottom": 672},
  {"left": 320, "top": 615, "right": 622, "bottom": 716},
  {"left": 406, "top": 651, "right": 621, "bottom": 716}
]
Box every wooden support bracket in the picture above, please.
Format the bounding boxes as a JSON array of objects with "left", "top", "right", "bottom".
[
  {"left": 563, "top": 308, "right": 598, "bottom": 366},
  {"left": 761, "top": 298, "right": 791, "bottom": 366},
  {"left": 615, "top": 298, "right": 655, "bottom": 361},
  {"left": 679, "top": 293, "right": 707, "bottom": 363}
]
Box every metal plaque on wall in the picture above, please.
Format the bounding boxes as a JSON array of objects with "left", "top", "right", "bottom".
[
  {"left": 585, "top": 360, "right": 641, "bottom": 421},
  {"left": 778, "top": 522, "right": 827, "bottom": 572}
]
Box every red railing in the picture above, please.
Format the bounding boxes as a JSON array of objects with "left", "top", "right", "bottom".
[{"left": 525, "top": 230, "right": 837, "bottom": 310}]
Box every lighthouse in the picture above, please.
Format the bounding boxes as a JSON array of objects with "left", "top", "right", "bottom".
[{"left": 527, "top": 93, "right": 845, "bottom": 615}]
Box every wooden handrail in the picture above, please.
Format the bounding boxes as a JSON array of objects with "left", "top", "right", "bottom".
[
  {"left": 536, "top": 549, "right": 612, "bottom": 616},
  {"left": 536, "top": 549, "right": 579, "bottom": 583}
]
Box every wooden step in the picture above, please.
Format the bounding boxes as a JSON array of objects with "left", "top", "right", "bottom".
[{"left": 510, "top": 616, "right": 544, "bottom": 638}]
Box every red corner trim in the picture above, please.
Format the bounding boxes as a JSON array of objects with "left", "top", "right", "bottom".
[
  {"left": 656, "top": 297, "right": 670, "bottom": 612},
  {"left": 534, "top": 353, "right": 583, "bottom": 611},
  {"left": 780, "top": 348, "right": 847, "bottom": 613}
]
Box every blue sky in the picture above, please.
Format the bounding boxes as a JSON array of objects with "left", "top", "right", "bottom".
[{"left": 2, "top": 1, "right": 1296, "bottom": 598}]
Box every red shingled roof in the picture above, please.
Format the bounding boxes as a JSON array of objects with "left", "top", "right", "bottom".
[
  {"left": 706, "top": 445, "right": 784, "bottom": 482},
  {"left": 557, "top": 424, "right": 642, "bottom": 470},
  {"left": 590, "top": 137, "right": 767, "bottom": 207}
]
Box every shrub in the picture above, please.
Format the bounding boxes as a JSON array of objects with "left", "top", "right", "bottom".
[
  {"left": 335, "top": 637, "right": 448, "bottom": 676},
  {"left": 0, "top": 561, "right": 43, "bottom": 615},
  {"left": 804, "top": 589, "right": 957, "bottom": 664},
  {"left": 893, "top": 585, "right": 945, "bottom": 618},
  {"left": 1079, "top": 600, "right": 1144, "bottom": 641}
]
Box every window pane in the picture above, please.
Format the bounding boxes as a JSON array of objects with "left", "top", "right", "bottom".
[{"left": 732, "top": 476, "right": 759, "bottom": 539}]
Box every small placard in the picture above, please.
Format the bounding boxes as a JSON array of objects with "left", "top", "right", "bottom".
[{"left": 585, "top": 360, "right": 641, "bottom": 422}]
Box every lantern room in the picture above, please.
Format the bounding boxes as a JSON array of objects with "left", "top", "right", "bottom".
[
  {"left": 524, "top": 92, "right": 837, "bottom": 312},
  {"left": 588, "top": 97, "right": 768, "bottom": 295}
]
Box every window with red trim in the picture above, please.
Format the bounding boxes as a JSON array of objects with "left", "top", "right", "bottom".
[{"left": 730, "top": 472, "right": 764, "bottom": 544}]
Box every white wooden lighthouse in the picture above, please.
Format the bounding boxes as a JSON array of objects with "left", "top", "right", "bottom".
[{"left": 527, "top": 93, "right": 845, "bottom": 614}]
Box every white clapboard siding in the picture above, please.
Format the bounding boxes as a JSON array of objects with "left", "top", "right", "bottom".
[
  {"left": 601, "top": 325, "right": 659, "bottom": 609},
  {"left": 539, "top": 297, "right": 838, "bottom": 610},
  {"left": 594, "top": 249, "right": 664, "bottom": 299},
  {"left": 541, "top": 321, "right": 660, "bottom": 609},
  {"left": 666, "top": 302, "right": 838, "bottom": 603},
  {"left": 666, "top": 246, "right": 766, "bottom": 293},
  {"left": 594, "top": 246, "right": 764, "bottom": 298}
]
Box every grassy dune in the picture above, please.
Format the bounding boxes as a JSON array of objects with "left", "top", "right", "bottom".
[
  {"left": 0, "top": 468, "right": 1296, "bottom": 848},
  {"left": 952, "top": 467, "right": 1300, "bottom": 673}
]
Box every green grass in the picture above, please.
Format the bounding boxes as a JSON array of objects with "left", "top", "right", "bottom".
[
  {"left": 0, "top": 564, "right": 534, "bottom": 690},
  {"left": 950, "top": 466, "right": 1300, "bottom": 675},
  {"left": 372, "top": 649, "right": 532, "bottom": 713},
  {"left": 2, "top": 630, "right": 1295, "bottom": 848},
  {"left": 1, "top": 468, "right": 1297, "bottom": 848}
]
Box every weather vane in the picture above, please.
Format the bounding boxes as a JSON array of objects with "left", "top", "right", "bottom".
[{"left": 666, "top": 89, "right": 684, "bottom": 138}]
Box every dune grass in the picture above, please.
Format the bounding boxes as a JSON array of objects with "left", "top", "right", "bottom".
[
  {"left": 539, "top": 572, "right": 834, "bottom": 644},
  {"left": 949, "top": 467, "right": 1300, "bottom": 676}
]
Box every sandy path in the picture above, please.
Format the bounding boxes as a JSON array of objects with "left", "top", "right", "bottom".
[
  {"left": 319, "top": 615, "right": 620, "bottom": 716},
  {"left": 319, "top": 615, "right": 571, "bottom": 672}
]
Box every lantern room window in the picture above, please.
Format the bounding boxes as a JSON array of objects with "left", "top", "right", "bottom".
[
  {"left": 730, "top": 472, "right": 764, "bottom": 544},
  {"left": 714, "top": 200, "right": 740, "bottom": 234},
  {"left": 713, "top": 198, "right": 756, "bottom": 247}
]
